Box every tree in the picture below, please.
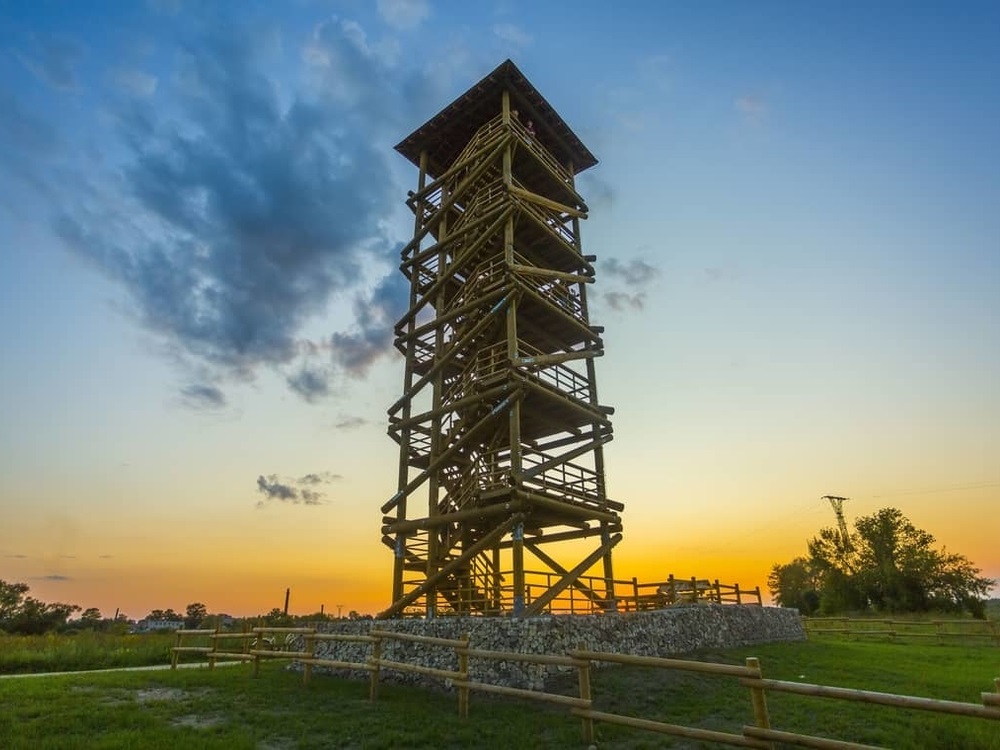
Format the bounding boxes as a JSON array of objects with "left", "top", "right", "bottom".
[
  {"left": 771, "top": 508, "right": 994, "bottom": 617},
  {"left": 0, "top": 579, "right": 81, "bottom": 634},
  {"left": 185, "top": 602, "right": 208, "bottom": 628},
  {"left": 767, "top": 557, "right": 822, "bottom": 615},
  {"left": 79, "top": 607, "right": 103, "bottom": 628}
]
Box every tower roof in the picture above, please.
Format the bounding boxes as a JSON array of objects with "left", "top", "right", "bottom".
[{"left": 394, "top": 59, "right": 598, "bottom": 179}]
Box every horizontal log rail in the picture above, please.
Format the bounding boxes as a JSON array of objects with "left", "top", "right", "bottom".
[
  {"left": 803, "top": 616, "right": 999, "bottom": 645},
  {"left": 167, "top": 624, "right": 1000, "bottom": 747}
]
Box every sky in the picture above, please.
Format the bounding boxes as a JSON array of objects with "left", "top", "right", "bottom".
[{"left": 1, "top": 1, "right": 998, "bottom": 619}]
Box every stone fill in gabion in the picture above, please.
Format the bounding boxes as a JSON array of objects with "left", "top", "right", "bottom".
[{"left": 304, "top": 605, "right": 804, "bottom": 690}]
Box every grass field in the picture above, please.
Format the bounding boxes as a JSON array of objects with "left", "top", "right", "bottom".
[
  {"left": 0, "top": 631, "right": 176, "bottom": 675},
  {"left": 1, "top": 638, "right": 998, "bottom": 748}
]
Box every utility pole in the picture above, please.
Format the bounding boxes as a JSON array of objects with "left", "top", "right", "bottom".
[
  {"left": 337, "top": 604, "right": 343, "bottom": 619},
  {"left": 823, "top": 495, "right": 852, "bottom": 550}
]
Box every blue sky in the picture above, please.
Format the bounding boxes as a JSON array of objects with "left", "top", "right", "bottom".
[{"left": 1, "top": 1, "right": 998, "bottom": 616}]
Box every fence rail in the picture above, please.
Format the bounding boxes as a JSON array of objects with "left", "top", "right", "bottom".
[
  {"left": 169, "top": 625, "right": 1000, "bottom": 748},
  {"left": 803, "top": 616, "right": 999, "bottom": 645}
]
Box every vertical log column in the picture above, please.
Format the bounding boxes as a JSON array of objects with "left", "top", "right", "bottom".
[
  {"left": 569, "top": 165, "right": 617, "bottom": 612},
  {"left": 392, "top": 150, "right": 429, "bottom": 606},
  {"left": 425, "top": 176, "right": 450, "bottom": 618}
]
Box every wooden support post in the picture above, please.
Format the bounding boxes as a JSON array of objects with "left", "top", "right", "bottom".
[
  {"left": 745, "top": 657, "right": 774, "bottom": 749},
  {"left": 735, "top": 583, "right": 742, "bottom": 605},
  {"left": 369, "top": 635, "right": 382, "bottom": 702},
  {"left": 458, "top": 633, "right": 470, "bottom": 718},
  {"left": 170, "top": 631, "right": 181, "bottom": 669},
  {"left": 577, "top": 643, "right": 594, "bottom": 744},
  {"left": 524, "top": 534, "right": 622, "bottom": 617},
  {"left": 209, "top": 626, "right": 219, "bottom": 670},
  {"left": 690, "top": 576, "right": 698, "bottom": 602},
  {"left": 512, "top": 522, "right": 525, "bottom": 616},
  {"left": 668, "top": 574, "right": 676, "bottom": 603},
  {"left": 303, "top": 634, "right": 314, "bottom": 686},
  {"left": 632, "top": 577, "right": 639, "bottom": 611}
]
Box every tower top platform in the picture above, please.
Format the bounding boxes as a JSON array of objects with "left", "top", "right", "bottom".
[{"left": 394, "top": 59, "right": 598, "bottom": 179}]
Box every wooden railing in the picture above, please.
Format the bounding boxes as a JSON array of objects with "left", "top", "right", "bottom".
[
  {"left": 170, "top": 626, "right": 1000, "bottom": 748},
  {"left": 804, "top": 616, "right": 999, "bottom": 645}
]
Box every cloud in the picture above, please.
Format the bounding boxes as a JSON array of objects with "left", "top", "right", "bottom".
[
  {"left": 493, "top": 23, "right": 533, "bottom": 48},
  {"left": 287, "top": 365, "right": 331, "bottom": 403},
  {"left": 735, "top": 95, "right": 767, "bottom": 121},
  {"left": 256, "top": 470, "right": 340, "bottom": 507},
  {"left": 334, "top": 415, "right": 367, "bottom": 430},
  {"left": 52, "top": 16, "right": 425, "bottom": 404},
  {"left": 602, "top": 258, "right": 659, "bottom": 285},
  {"left": 604, "top": 290, "right": 647, "bottom": 312},
  {"left": 17, "top": 35, "right": 85, "bottom": 91},
  {"left": 6, "top": 554, "right": 28, "bottom": 559},
  {"left": 330, "top": 271, "right": 410, "bottom": 376},
  {"left": 99, "top": 555, "right": 114, "bottom": 559},
  {"left": 377, "top": 0, "right": 430, "bottom": 30},
  {"left": 179, "top": 383, "right": 227, "bottom": 410},
  {"left": 257, "top": 474, "right": 298, "bottom": 501},
  {"left": 600, "top": 257, "right": 661, "bottom": 313},
  {"left": 41, "top": 574, "right": 71, "bottom": 581},
  {"left": 577, "top": 173, "right": 615, "bottom": 211}
]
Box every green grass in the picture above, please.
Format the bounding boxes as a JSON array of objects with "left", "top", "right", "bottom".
[
  {"left": 0, "top": 640, "right": 998, "bottom": 748},
  {"left": 0, "top": 631, "right": 176, "bottom": 674}
]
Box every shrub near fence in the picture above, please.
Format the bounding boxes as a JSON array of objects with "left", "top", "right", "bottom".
[
  {"left": 804, "top": 617, "right": 1000, "bottom": 645},
  {"left": 170, "top": 626, "right": 1000, "bottom": 748}
]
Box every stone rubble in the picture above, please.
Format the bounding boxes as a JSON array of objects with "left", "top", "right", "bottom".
[{"left": 304, "top": 605, "right": 803, "bottom": 690}]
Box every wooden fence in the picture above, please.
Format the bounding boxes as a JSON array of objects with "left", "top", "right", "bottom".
[
  {"left": 804, "top": 616, "right": 999, "bottom": 645},
  {"left": 170, "top": 626, "right": 1000, "bottom": 747}
]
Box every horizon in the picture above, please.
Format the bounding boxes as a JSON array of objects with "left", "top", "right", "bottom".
[{"left": 2, "top": 1, "right": 998, "bottom": 619}]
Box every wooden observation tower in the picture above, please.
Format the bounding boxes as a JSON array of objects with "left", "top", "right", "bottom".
[{"left": 380, "top": 60, "right": 623, "bottom": 618}]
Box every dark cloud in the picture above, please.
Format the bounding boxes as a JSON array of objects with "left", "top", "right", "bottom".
[
  {"left": 99, "top": 555, "right": 114, "bottom": 559},
  {"left": 256, "top": 470, "right": 339, "bottom": 507},
  {"left": 179, "top": 383, "right": 227, "bottom": 410},
  {"left": 602, "top": 257, "right": 659, "bottom": 285},
  {"left": 330, "top": 271, "right": 410, "bottom": 376},
  {"left": 18, "top": 35, "right": 85, "bottom": 91},
  {"left": 6, "top": 554, "right": 28, "bottom": 559},
  {"left": 604, "top": 291, "right": 647, "bottom": 312},
  {"left": 41, "top": 574, "right": 71, "bottom": 581},
  {"left": 257, "top": 474, "right": 298, "bottom": 501},
  {"left": 299, "top": 472, "right": 342, "bottom": 484},
  {"left": 599, "top": 257, "right": 660, "bottom": 313},
  {"left": 334, "top": 415, "right": 367, "bottom": 430},
  {"left": 52, "top": 16, "right": 433, "bottom": 404},
  {"left": 287, "top": 366, "right": 331, "bottom": 403}
]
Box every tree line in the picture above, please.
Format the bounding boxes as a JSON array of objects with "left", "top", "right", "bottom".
[
  {"left": 769, "top": 507, "right": 995, "bottom": 617},
  {"left": 0, "top": 580, "right": 370, "bottom": 635}
]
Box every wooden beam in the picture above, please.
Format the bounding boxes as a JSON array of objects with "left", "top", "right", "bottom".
[
  {"left": 378, "top": 513, "right": 525, "bottom": 619},
  {"left": 522, "top": 533, "right": 622, "bottom": 616}
]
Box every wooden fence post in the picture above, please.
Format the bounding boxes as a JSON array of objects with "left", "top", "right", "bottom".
[
  {"left": 667, "top": 574, "right": 676, "bottom": 603},
  {"left": 369, "top": 634, "right": 382, "bottom": 701},
  {"left": 690, "top": 576, "right": 698, "bottom": 603},
  {"left": 745, "top": 657, "right": 773, "bottom": 749},
  {"left": 458, "top": 633, "right": 470, "bottom": 718},
  {"left": 734, "top": 583, "right": 742, "bottom": 605},
  {"left": 577, "top": 642, "right": 594, "bottom": 744},
  {"left": 209, "top": 626, "right": 219, "bottom": 670},
  {"left": 170, "top": 630, "right": 181, "bottom": 670},
  {"left": 303, "top": 633, "right": 314, "bottom": 686}
]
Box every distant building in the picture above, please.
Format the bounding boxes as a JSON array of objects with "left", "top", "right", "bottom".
[{"left": 135, "top": 618, "right": 184, "bottom": 632}]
